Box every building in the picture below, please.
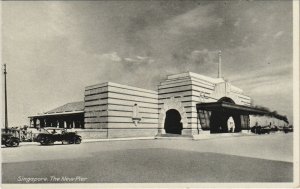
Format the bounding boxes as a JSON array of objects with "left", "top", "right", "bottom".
[{"left": 29, "top": 72, "right": 288, "bottom": 139}]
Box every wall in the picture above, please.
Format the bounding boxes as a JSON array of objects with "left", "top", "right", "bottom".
[
  {"left": 84, "top": 82, "right": 159, "bottom": 138},
  {"left": 83, "top": 72, "right": 253, "bottom": 138},
  {"left": 158, "top": 72, "right": 252, "bottom": 135},
  {"left": 84, "top": 83, "right": 109, "bottom": 130}
]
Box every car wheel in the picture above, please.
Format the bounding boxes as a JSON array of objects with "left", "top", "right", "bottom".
[
  {"left": 40, "top": 140, "right": 48, "bottom": 145},
  {"left": 5, "top": 143, "right": 11, "bottom": 147},
  {"left": 43, "top": 138, "right": 53, "bottom": 145},
  {"left": 75, "top": 138, "right": 81, "bottom": 144},
  {"left": 68, "top": 139, "right": 74, "bottom": 144},
  {"left": 11, "top": 140, "right": 19, "bottom": 147},
  {"left": 62, "top": 140, "right": 69, "bottom": 145}
]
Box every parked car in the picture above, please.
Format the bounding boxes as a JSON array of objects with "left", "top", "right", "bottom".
[
  {"left": 260, "top": 126, "right": 271, "bottom": 134},
  {"left": 270, "top": 125, "right": 279, "bottom": 132},
  {"left": 283, "top": 125, "right": 293, "bottom": 133},
  {"left": 36, "top": 128, "right": 82, "bottom": 145},
  {"left": 1, "top": 133, "right": 20, "bottom": 147},
  {"left": 251, "top": 126, "right": 270, "bottom": 134}
]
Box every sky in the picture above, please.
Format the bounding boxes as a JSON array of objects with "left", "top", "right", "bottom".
[{"left": 2, "top": 0, "right": 293, "bottom": 126}]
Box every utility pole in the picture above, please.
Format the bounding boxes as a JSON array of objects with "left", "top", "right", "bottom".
[
  {"left": 3, "top": 64, "right": 8, "bottom": 133},
  {"left": 218, "top": 50, "right": 222, "bottom": 78}
]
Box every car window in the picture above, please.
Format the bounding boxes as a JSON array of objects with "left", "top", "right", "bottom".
[{"left": 55, "top": 130, "right": 63, "bottom": 134}]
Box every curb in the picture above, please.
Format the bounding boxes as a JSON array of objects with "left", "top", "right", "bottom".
[
  {"left": 19, "top": 137, "right": 156, "bottom": 146},
  {"left": 16, "top": 133, "right": 289, "bottom": 146},
  {"left": 83, "top": 137, "right": 155, "bottom": 143}
]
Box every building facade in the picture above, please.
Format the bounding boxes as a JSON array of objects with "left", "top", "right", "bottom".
[{"left": 29, "top": 72, "right": 288, "bottom": 139}]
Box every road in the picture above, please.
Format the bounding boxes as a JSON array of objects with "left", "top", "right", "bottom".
[{"left": 1, "top": 133, "right": 293, "bottom": 183}]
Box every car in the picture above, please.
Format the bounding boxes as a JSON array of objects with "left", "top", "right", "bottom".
[
  {"left": 35, "top": 128, "right": 82, "bottom": 145},
  {"left": 1, "top": 133, "right": 20, "bottom": 147},
  {"left": 260, "top": 126, "right": 271, "bottom": 134},
  {"left": 270, "top": 125, "right": 279, "bottom": 132},
  {"left": 250, "top": 126, "right": 270, "bottom": 134},
  {"left": 283, "top": 125, "right": 293, "bottom": 133}
]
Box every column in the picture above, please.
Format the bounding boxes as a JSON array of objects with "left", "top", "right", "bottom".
[
  {"left": 33, "top": 118, "right": 37, "bottom": 128},
  {"left": 46, "top": 119, "right": 51, "bottom": 127},
  {"left": 157, "top": 110, "right": 166, "bottom": 135},
  {"left": 39, "top": 118, "right": 44, "bottom": 128},
  {"left": 80, "top": 119, "right": 84, "bottom": 129},
  {"left": 196, "top": 110, "right": 202, "bottom": 134}
]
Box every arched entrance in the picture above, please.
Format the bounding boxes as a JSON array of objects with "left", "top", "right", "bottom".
[
  {"left": 164, "top": 109, "right": 183, "bottom": 134},
  {"left": 158, "top": 97, "right": 189, "bottom": 135},
  {"left": 209, "top": 97, "right": 242, "bottom": 133}
]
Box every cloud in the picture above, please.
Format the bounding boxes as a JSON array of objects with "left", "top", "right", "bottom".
[
  {"left": 165, "top": 4, "right": 223, "bottom": 35},
  {"left": 234, "top": 18, "right": 241, "bottom": 27},
  {"left": 124, "top": 56, "right": 154, "bottom": 64},
  {"left": 251, "top": 17, "right": 258, "bottom": 24},
  {"left": 2, "top": 1, "right": 293, "bottom": 125},
  {"left": 230, "top": 63, "right": 292, "bottom": 83},
  {"left": 97, "top": 52, "right": 122, "bottom": 62},
  {"left": 188, "top": 49, "right": 219, "bottom": 65},
  {"left": 274, "top": 31, "right": 284, "bottom": 38},
  {"left": 96, "top": 53, "right": 155, "bottom": 65}
]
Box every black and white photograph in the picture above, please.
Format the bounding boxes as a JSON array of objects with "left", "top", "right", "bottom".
[{"left": 1, "top": 0, "right": 299, "bottom": 188}]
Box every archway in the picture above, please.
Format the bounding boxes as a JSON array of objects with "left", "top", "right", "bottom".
[
  {"left": 164, "top": 109, "right": 183, "bottom": 134},
  {"left": 209, "top": 97, "right": 242, "bottom": 133},
  {"left": 158, "top": 97, "right": 189, "bottom": 135},
  {"left": 218, "top": 97, "right": 235, "bottom": 104}
]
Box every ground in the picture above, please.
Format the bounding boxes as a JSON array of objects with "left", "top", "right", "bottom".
[{"left": 1, "top": 133, "right": 293, "bottom": 183}]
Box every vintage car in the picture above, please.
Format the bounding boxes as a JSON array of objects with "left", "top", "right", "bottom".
[
  {"left": 283, "top": 125, "right": 293, "bottom": 133},
  {"left": 36, "top": 128, "right": 82, "bottom": 145},
  {"left": 250, "top": 126, "right": 271, "bottom": 134},
  {"left": 1, "top": 133, "right": 20, "bottom": 147},
  {"left": 270, "top": 125, "right": 279, "bottom": 132}
]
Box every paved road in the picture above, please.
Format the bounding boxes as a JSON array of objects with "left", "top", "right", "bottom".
[{"left": 2, "top": 133, "right": 293, "bottom": 183}]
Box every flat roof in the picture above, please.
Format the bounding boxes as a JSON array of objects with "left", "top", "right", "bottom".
[
  {"left": 29, "top": 110, "right": 84, "bottom": 118},
  {"left": 196, "top": 102, "right": 269, "bottom": 115},
  {"left": 197, "top": 102, "right": 289, "bottom": 123}
]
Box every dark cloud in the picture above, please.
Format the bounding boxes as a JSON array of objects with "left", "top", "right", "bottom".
[{"left": 2, "top": 0, "right": 293, "bottom": 125}]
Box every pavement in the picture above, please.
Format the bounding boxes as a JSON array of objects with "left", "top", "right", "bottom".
[
  {"left": 18, "top": 136, "right": 156, "bottom": 146},
  {"left": 17, "top": 131, "right": 259, "bottom": 146},
  {"left": 1, "top": 132, "right": 294, "bottom": 183}
]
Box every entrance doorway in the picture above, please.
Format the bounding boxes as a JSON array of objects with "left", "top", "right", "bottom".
[
  {"left": 209, "top": 97, "right": 242, "bottom": 133},
  {"left": 164, "top": 109, "right": 183, "bottom": 134},
  {"left": 227, "top": 116, "right": 235, "bottom": 133}
]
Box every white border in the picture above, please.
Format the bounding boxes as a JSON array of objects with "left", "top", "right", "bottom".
[
  {"left": 293, "top": 0, "right": 300, "bottom": 188},
  {"left": 1, "top": 1, "right": 299, "bottom": 188}
]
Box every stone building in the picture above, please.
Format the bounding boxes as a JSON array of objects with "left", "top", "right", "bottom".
[{"left": 29, "top": 71, "right": 288, "bottom": 139}]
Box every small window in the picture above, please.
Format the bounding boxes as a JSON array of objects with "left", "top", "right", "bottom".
[{"left": 133, "top": 104, "right": 140, "bottom": 118}]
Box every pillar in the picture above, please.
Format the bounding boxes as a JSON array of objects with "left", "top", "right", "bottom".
[
  {"left": 33, "top": 118, "right": 37, "bottom": 128},
  {"left": 80, "top": 119, "right": 84, "bottom": 129},
  {"left": 46, "top": 119, "right": 51, "bottom": 127},
  {"left": 39, "top": 118, "right": 44, "bottom": 128}
]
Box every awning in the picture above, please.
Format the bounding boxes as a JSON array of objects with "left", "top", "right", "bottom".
[{"left": 196, "top": 102, "right": 269, "bottom": 115}]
